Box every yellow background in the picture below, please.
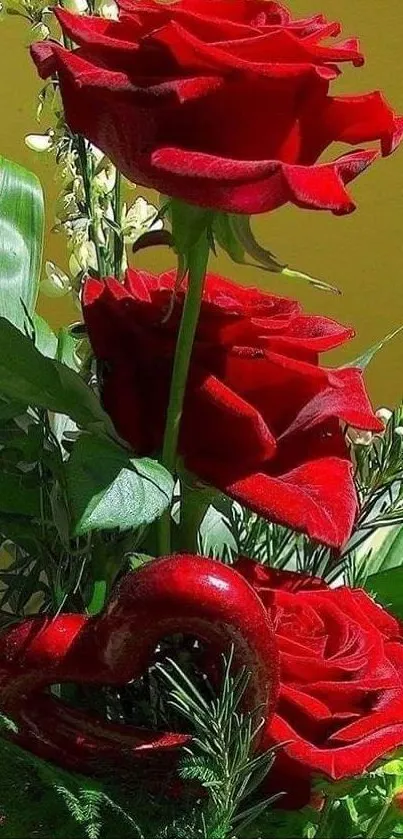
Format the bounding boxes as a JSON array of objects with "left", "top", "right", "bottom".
[{"left": 0, "top": 1, "right": 402, "bottom": 408}]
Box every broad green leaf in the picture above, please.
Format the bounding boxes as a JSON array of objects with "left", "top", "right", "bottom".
[
  {"left": 0, "top": 514, "right": 41, "bottom": 553},
  {"left": 0, "top": 316, "right": 115, "bottom": 436},
  {"left": 56, "top": 326, "right": 79, "bottom": 371},
  {"left": 0, "top": 472, "right": 40, "bottom": 517},
  {"left": 365, "top": 566, "right": 403, "bottom": 619},
  {"left": 344, "top": 326, "right": 403, "bottom": 370},
  {"left": 66, "top": 433, "right": 174, "bottom": 535},
  {"left": 0, "top": 157, "right": 44, "bottom": 328},
  {"left": 359, "top": 525, "right": 403, "bottom": 581},
  {"left": 0, "top": 396, "right": 25, "bottom": 421},
  {"left": 32, "top": 313, "right": 58, "bottom": 359},
  {"left": 199, "top": 503, "right": 237, "bottom": 558}
]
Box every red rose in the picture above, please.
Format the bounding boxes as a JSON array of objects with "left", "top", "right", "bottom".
[
  {"left": 83, "top": 269, "right": 382, "bottom": 547},
  {"left": 235, "top": 559, "right": 403, "bottom": 807},
  {"left": 31, "top": 0, "right": 402, "bottom": 214}
]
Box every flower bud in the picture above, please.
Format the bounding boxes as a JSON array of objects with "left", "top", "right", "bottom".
[
  {"left": 376, "top": 407, "right": 393, "bottom": 428},
  {"left": 394, "top": 427, "right": 403, "bottom": 439},
  {"left": 345, "top": 428, "right": 373, "bottom": 447},
  {"left": 69, "top": 238, "right": 97, "bottom": 277},
  {"left": 25, "top": 132, "right": 54, "bottom": 153},
  {"left": 62, "top": 0, "right": 88, "bottom": 13},
  {"left": 93, "top": 162, "right": 116, "bottom": 195},
  {"left": 98, "top": 0, "right": 118, "bottom": 19},
  {"left": 41, "top": 261, "right": 71, "bottom": 297},
  {"left": 34, "top": 22, "right": 50, "bottom": 40},
  {"left": 121, "top": 196, "right": 163, "bottom": 243}
]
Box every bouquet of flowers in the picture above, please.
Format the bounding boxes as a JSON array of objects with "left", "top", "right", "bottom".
[{"left": 1, "top": 1, "right": 403, "bottom": 837}]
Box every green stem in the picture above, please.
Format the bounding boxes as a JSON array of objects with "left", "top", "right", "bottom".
[
  {"left": 76, "top": 135, "right": 105, "bottom": 277},
  {"left": 113, "top": 168, "right": 124, "bottom": 279},
  {"left": 87, "top": 541, "right": 120, "bottom": 615},
  {"left": 315, "top": 797, "right": 334, "bottom": 839},
  {"left": 157, "top": 228, "right": 210, "bottom": 556},
  {"left": 366, "top": 797, "right": 392, "bottom": 839},
  {"left": 178, "top": 483, "right": 211, "bottom": 554}
]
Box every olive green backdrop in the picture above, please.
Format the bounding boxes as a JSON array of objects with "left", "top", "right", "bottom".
[{"left": 1, "top": 1, "right": 402, "bottom": 407}]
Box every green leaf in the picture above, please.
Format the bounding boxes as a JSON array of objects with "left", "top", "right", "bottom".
[
  {"left": 0, "top": 514, "right": 41, "bottom": 552},
  {"left": 0, "top": 396, "right": 25, "bottom": 421},
  {"left": 0, "top": 471, "right": 40, "bottom": 517},
  {"left": 127, "top": 553, "right": 154, "bottom": 571},
  {"left": 56, "top": 326, "right": 80, "bottom": 370},
  {"left": 344, "top": 326, "right": 403, "bottom": 370},
  {"left": 0, "top": 316, "right": 115, "bottom": 435},
  {"left": 359, "top": 526, "right": 403, "bottom": 580},
  {"left": 0, "top": 156, "right": 44, "bottom": 328},
  {"left": 365, "top": 566, "right": 403, "bottom": 619},
  {"left": 199, "top": 503, "right": 237, "bottom": 558},
  {"left": 66, "top": 433, "right": 174, "bottom": 535},
  {"left": 33, "top": 313, "right": 58, "bottom": 359}
]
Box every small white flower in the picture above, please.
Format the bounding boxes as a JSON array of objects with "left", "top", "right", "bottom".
[
  {"left": 345, "top": 427, "right": 373, "bottom": 447},
  {"left": 90, "top": 145, "right": 106, "bottom": 168},
  {"left": 98, "top": 0, "right": 118, "bottom": 19},
  {"left": 394, "top": 427, "right": 403, "bottom": 439},
  {"left": 122, "top": 196, "right": 163, "bottom": 243},
  {"left": 62, "top": 0, "right": 88, "bottom": 13},
  {"left": 33, "top": 21, "right": 50, "bottom": 39},
  {"left": 62, "top": 216, "right": 88, "bottom": 239},
  {"left": 69, "top": 236, "right": 97, "bottom": 277},
  {"left": 25, "top": 131, "right": 54, "bottom": 152},
  {"left": 93, "top": 162, "right": 116, "bottom": 195},
  {"left": 376, "top": 407, "right": 393, "bottom": 428},
  {"left": 41, "top": 261, "right": 71, "bottom": 297}
]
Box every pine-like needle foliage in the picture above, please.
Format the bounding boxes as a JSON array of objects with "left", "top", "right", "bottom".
[
  {"left": 201, "top": 403, "right": 403, "bottom": 586},
  {"left": 157, "top": 648, "right": 281, "bottom": 839}
]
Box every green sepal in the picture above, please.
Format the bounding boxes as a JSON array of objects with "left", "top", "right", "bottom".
[
  {"left": 213, "top": 212, "right": 340, "bottom": 294},
  {"left": 344, "top": 325, "right": 403, "bottom": 370}
]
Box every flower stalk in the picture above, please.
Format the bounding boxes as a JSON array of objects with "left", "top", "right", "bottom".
[
  {"left": 75, "top": 134, "right": 105, "bottom": 278},
  {"left": 158, "top": 225, "right": 210, "bottom": 555},
  {"left": 112, "top": 168, "right": 124, "bottom": 279}
]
